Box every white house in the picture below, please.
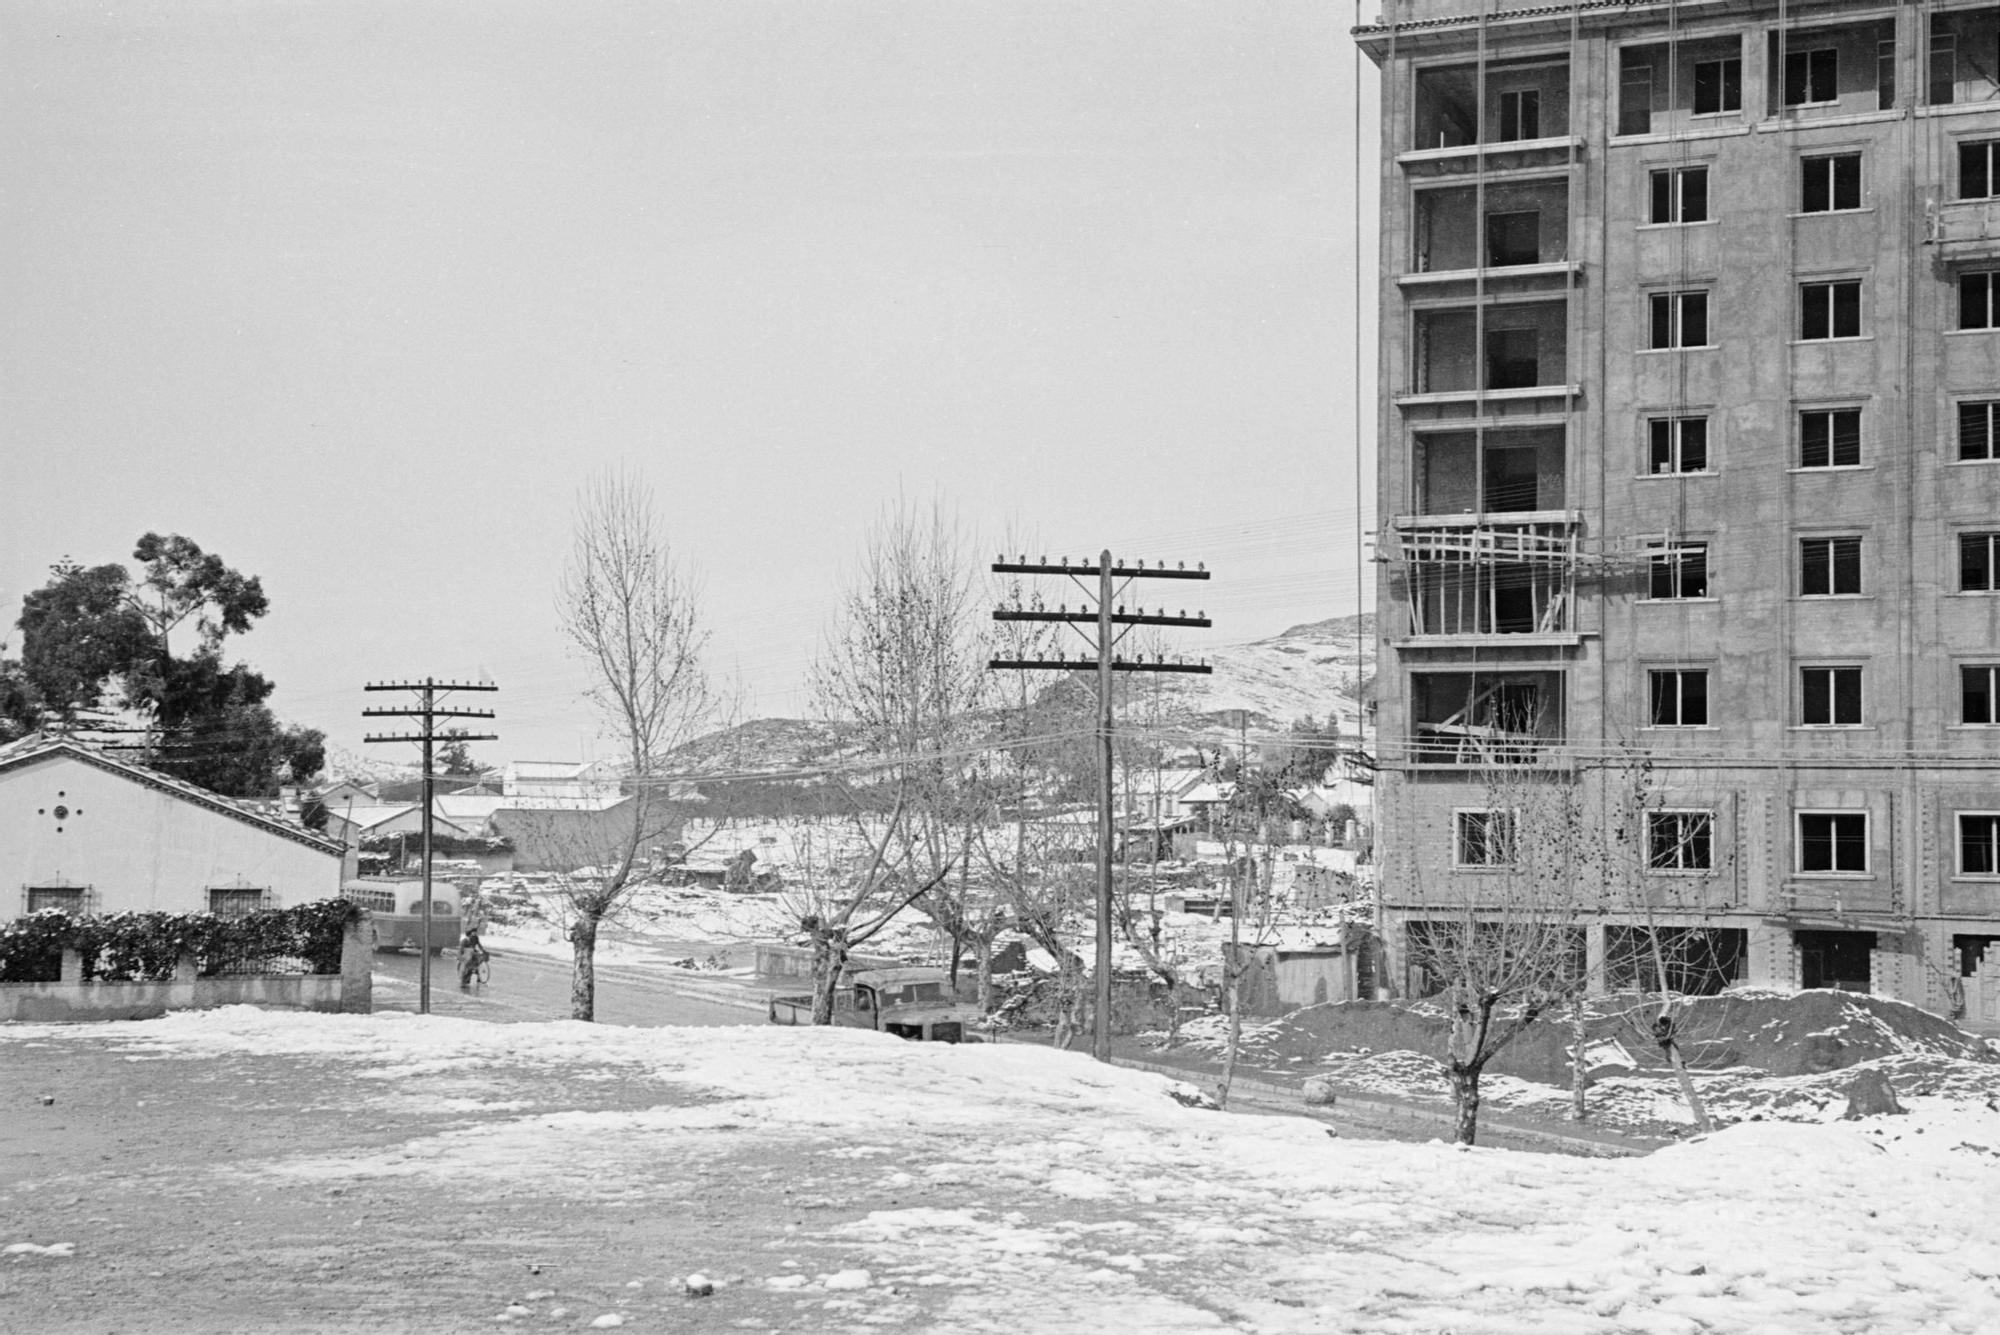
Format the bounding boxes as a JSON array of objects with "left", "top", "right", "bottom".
[
  {"left": 320, "top": 803, "right": 473, "bottom": 848},
  {"left": 0, "top": 736, "right": 344, "bottom": 918}
]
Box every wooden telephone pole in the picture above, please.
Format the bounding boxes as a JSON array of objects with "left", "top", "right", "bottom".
[
  {"left": 991, "top": 551, "right": 1210, "bottom": 1062},
  {"left": 363, "top": 679, "right": 497, "bottom": 1014}
]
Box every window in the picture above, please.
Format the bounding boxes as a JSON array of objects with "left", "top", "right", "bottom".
[
  {"left": 1619, "top": 63, "right": 1653, "bottom": 136},
  {"left": 1800, "top": 536, "right": 1862, "bottom": 595},
  {"left": 207, "top": 888, "right": 266, "bottom": 919},
  {"left": 1799, "top": 812, "right": 1868, "bottom": 873},
  {"left": 1785, "top": 47, "right": 1838, "bottom": 105},
  {"left": 1961, "top": 814, "right": 2000, "bottom": 876},
  {"left": 1960, "top": 401, "right": 2000, "bottom": 461},
  {"left": 1486, "top": 327, "right": 1540, "bottom": 388},
  {"left": 1930, "top": 31, "right": 1956, "bottom": 106},
  {"left": 1801, "top": 154, "right": 1862, "bottom": 212},
  {"left": 1799, "top": 409, "right": 1861, "bottom": 467},
  {"left": 1961, "top": 532, "right": 2000, "bottom": 591},
  {"left": 26, "top": 887, "right": 85, "bottom": 915},
  {"left": 1649, "top": 290, "right": 1709, "bottom": 348},
  {"left": 1961, "top": 272, "right": 2000, "bottom": 331},
  {"left": 1965, "top": 665, "right": 2000, "bottom": 724},
  {"left": 1878, "top": 39, "right": 1897, "bottom": 111},
  {"left": 1487, "top": 211, "right": 1540, "bottom": 266},
  {"left": 1649, "top": 668, "right": 1709, "bottom": 726},
  {"left": 1801, "top": 666, "right": 1863, "bottom": 726},
  {"left": 1800, "top": 281, "right": 1862, "bottom": 339},
  {"left": 1649, "top": 166, "right": 1709, "bottom": 224},
  {"left": 1960, "top": 141, "right": 2000, "bottom": 200},
  {"left": 1648, "top": 416, "right": 1709, "bottom": 473},
  {"left": 1648, "top": 811, "right": 1715, "bottom": 871},
  {"left": 1455, "top": 810, "right": 1515, "bottom": 867},
  {"left": 1648, "top": 542, "right": 1709, "bottom": 599},
  {"left": 1694, "top": 57, "right": 1742, "bottom": 114},
  {"left": 1498, "top": 89, "right": 1540, "bottom": 141}
]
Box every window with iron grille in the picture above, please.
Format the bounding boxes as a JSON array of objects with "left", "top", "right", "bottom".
[
  {"left": 25, "top": 886, "right": 87, "bottom": 915},
  {"left": 1959, "top": 400, "right": 2000, "bottom": 461},
  {"left": 1800, "top": 536, "right": 1862, "bottom": 595},
  {"left": 1649, "top": 166, "right": 1709, "bottom": 224},
  {"left": 1964, "top": 664, "right": 2000, "bottom": 725},
  {"left": 1649, "top": 669, "right": 1709, "bottom": 726},
  {"left": 1647, "top": 811, "right": 1715, "bottom": 871},
  {"left": 207, "top": 888, "right": 269, "bottom": 919},
  {"left": 1648, "top": 416, "right": 1710, "bottom": 473},
  {"left": 1799, "top": 408, "right": 1861, "bottom": 467},
  {"left": 1800, "top": 281, "right": 1862, "bottom": 339},
  {"left": 1649, "top": 290, "right": 1709, "bottom": 348},
  {"left": 1801, "top": 154, "right": 1862, "bottom": 212},
  {"left": 1961, "top": 532, "right": 2000, "bottom": 591},
  {"left": 1960, "top": 814, "right": 2000, "bottom": 876},
  {"left": 1801, "top": 666, "right": 1863, "bottom": 726},
  {"left": 1961, "top": 271, "right": 2000, "bottom": 330},
  {"left": 1454, "top": 810, "right": 1516, "bottom": 868},
  {"left": 1648, "top": 542, "right": 1709, "bottom": 599},
  {"left": 1798, "top": 812, "right": 1867, "bottom": 873}
]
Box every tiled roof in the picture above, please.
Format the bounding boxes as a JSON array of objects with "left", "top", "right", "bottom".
[{"left": 0, "top": 734, "right": 343, "bottom": 856}]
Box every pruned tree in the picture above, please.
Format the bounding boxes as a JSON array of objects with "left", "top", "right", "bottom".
[
  {"left": 1403, "top": 760, "right": 1590, "bottom": 1145},
  {"left": 555, "top": 471, "right": 718, "bottom": 1021}
]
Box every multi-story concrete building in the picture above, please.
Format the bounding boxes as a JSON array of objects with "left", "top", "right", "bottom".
[{"left": 1356, "top": 0, "right": 2000, "bottom": 1022}]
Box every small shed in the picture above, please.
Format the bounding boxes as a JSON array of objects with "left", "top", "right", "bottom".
[{"left": 1223, "top": 937, "right": 1358, "bottom": 1016}]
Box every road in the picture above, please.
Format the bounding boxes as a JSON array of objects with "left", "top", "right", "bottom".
[{"left": 370, "top": 946, "right": 770, "bottom": 1027}]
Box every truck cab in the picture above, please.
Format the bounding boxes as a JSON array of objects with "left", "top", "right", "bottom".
[{"left": 768, "top": 965, "right": 981, "bottom": 1042}]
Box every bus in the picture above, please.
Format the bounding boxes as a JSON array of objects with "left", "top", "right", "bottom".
[{"left": 341, "top": 877, "right": 460, "bottom": 954}]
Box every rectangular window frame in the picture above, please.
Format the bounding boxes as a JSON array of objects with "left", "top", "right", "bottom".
[
  {"left": 1647, "top": 809, "right": 1716, "bottom": 872},
  {"left": 1647, "top": 541, "right": 1710, "bottom": 600},
  {"left": 1647, "top": 668, "right": 1711, "bottom": 727},
  {"left": 1798, "top": 407, "right": 1863, "bottom": 468},
  {"left": 1797, "top": 810, "right": 1869, "bottom": 875},
  {"left": 1693, "top": 57, "right": 1742, "bottom": 115},
  {"left": 1784, "top": 47, "right": 1840, "bottom": 106},
  {"left": 1958, "top": 813, "right": 2000, "bottom": 878},
  {"left": 1960, "top": 140, "right": 2000, "bottom": 201},
  {"left": 1800, "top": 664, "right": 1864, "bottom": 727},
  {"left": 1958, "top": 399, "right": 2000, "bottom": 461},
  {"left": 1800, "top": 279, "right": 1863, "bottom": 340},
  {"left": 1801, "top": 153, "right": 1863, "bottom": 213},
  {"left": 1648, "top": 165, "right": 1710, "bottom": 225},
  {"left": 1453, "top": 809, "right": 1517, "bottom": 869},
  {"left": 1964, "top": 664, "right": 2000, "bottom": 726},
  {"left": 206, "top": 887, "right": 270, "bottom": 919},
  {"left": 1961, "top": 531, "right": 2000, "bottom": 592},
  {"left": 1800, "top": 535, "right": 1863, "bottom": 597},
  {"left": 1647, "top": 415, "right": 1711, "bottom": 474},
  {"left": 1962, "top": 271, "right": 2000, "bottom": 331},
  {"left": 1648, "top": 289, "right": 1710, "bottom": 349},
  {"left": 1498, "top": 88, "right": 1541, "bottom": 142}
]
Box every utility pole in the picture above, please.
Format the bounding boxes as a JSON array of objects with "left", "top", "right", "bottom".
[
  {"left": 991, "top": 551, "right": 1210, "bottom": 1062},
  {"left": 363, "top": 678, "right": 497, "bottom": 1015}
]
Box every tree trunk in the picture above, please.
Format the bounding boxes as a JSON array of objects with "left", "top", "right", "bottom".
[
  {"left": 1449, "top": 1062, "right": 1483, "bottom": 1145},
  {"left": 1569, "top": 995, "right": 1588, "bottom": 1122},
  {"left": 810, "top": 930, "right": 847, "bottom": 1026},
  {"left": 1217, "top": 971, "right": 1243, "bottom": 1110},
  {"left": 1658, "top": 1019, "right": 1714, "bottom": 1133},
  {"left": 947, "top": 935, "right": 964, "bottom": 989},
  {"left": 974, "top": 932, "right": 992, "bottom": 1016},
  {"left": 569, "top": 912, "right": 600, "bottom": 1022}
]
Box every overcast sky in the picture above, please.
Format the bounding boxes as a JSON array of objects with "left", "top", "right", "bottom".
[{"left": 0, "top": 0, "right": 1379, "bottom": 767}]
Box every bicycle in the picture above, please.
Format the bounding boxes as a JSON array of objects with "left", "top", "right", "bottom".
[{"left": 459, "top": 946, "right": 491, "bottom": 989}]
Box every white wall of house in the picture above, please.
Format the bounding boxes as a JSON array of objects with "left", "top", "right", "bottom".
[{"left": 0, "top": 753, "right": 342, "bottom": 916}]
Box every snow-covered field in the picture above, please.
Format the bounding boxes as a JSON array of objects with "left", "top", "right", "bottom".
[{"left": 8, "top": 1006, "right": 1998, "bottom": 1333}]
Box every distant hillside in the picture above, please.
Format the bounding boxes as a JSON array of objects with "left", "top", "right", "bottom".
[{"left": 661, "top": 717, "right": 864, "bottom": 777}]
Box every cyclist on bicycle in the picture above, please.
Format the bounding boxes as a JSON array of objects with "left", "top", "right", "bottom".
[{"left": 458, "top": 925, "right": 490, "bottom": 988}]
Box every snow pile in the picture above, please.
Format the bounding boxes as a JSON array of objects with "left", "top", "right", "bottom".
[{"left": 13, "top": 1005, "right": 1999, "bottom": 1332}]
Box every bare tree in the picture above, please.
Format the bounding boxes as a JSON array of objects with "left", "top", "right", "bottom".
[
  {"left": 807, "top": 499, "right": 995, "bottom": 1008},
  {"left": 555, "top": 471, "right": 717, "bottom": 1021},
  {"left": 1402, "top": 760, "right": 1590, "bottom": 1145}
]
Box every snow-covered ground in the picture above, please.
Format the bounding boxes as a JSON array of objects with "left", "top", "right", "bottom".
[{"left": 6, "top": 1005, "right": 1995, "bottom": 1333}]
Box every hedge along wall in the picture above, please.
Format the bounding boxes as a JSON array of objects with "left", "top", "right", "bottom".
[{"left": 0, "top": 899, "right": 374, "bottom": 1022}]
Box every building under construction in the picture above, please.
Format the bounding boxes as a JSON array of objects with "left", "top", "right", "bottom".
[{"left": 1357, "top": 0, "right": 2000, "bottom": 1020}]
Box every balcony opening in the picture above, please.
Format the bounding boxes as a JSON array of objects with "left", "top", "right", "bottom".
[
  {"left": 1795, "top": 929, "right": 1874, "bottom": 992},
  {"left": 1411, "top": 670, "right": 1564, "bottom": 764},
  {"left": 1606, "top": 927, "right": 1746, "bottom": 995},
  {"left": 1928, "top": 9, "right": 2000, "bottom": 106},
  {"left": 1413, "top": 58, "right": 1569, "bottom": 151},
  {"left": 1618, "top": 36, "right": 1744, "bottom": 136},
  {"left": 1766, "top": 19, "right": 1897, "bottom": 117},
  {"left": 1412, "top": 301, "right": 1569, "bottom": 395},
  {"left": 1413, "top": 181, "right": 1569, "bottom": 273},
  {"left": 1414, "top": 427, "right": 1565, "bottom": 514},
  {"left": 1400, "top": 521, "right": 1577, "bottom": 638}
]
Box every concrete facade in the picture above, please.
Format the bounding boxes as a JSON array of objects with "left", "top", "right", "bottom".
[
  {"left": 0, "top": 739, "right": 345, "bottom": 918},
  {"left": 1359, "top": 0, "right": 2000, "bottom": 1018}
]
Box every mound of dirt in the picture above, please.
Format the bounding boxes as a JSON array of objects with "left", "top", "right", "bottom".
[{"left": 1237, "top": 989, "right": 1996, "bottom": 1086}]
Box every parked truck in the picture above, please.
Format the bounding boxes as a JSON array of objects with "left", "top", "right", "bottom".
[{"left": 767, "top": 966, "right": 981, "bottom": 1042}]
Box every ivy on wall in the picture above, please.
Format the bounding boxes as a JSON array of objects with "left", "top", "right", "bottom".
[{"left": 0, "top": 899, "right": 360, "bottom": 984}]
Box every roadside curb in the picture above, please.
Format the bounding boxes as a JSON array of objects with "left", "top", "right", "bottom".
[{"left": 1108, "top": 1054, "right": 1665, "bottom": 1157}]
